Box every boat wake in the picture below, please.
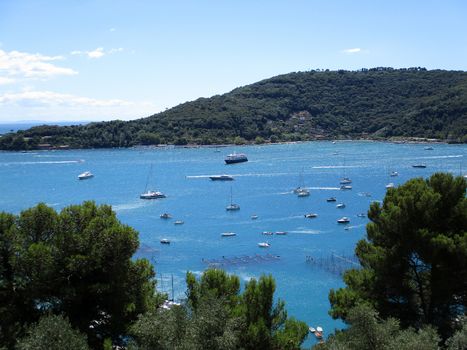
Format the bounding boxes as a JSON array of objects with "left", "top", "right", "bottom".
[
  {"left": 112, "top": 201, "right": 148, "bottom": 212},
  {"left": 309, "top": 187, "right": 341, "bottom": 190},
  {"left": 2, "top": 160, "right": 83, "bottom": 165},
  {"left": 290, "top": 230, "right": 322, "bottom": 235}
]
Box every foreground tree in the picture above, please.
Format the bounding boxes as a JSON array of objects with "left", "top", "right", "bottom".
[
  {"left": 0, "top": 201, "right": 160, "bottom": 349},
  {"left": 329, "top": 173, "right": 467, "bottom": 339}
]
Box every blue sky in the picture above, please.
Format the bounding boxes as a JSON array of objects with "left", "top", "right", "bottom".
[{"left": 0, "top": 0, "right": 466, "bottom": 122}]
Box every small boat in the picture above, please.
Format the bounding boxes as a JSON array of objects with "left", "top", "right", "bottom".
[
  {"left": 386, "top": 183, "right": 395, "bottom": 189},
  {"left": 412, "top": 164, "right": 427, "bottom": 168},
  {"left": 424, "top": 146, "right": 434, "bottom": 150},
  {"left": 78, "top": 171, "right": 94, "bottom": 180},
  {"left": 251, "top": 214, "right": 258, "bottom": 220},
  {"left": 226, "top": 187, "right": 240, "bottom": 211},
  {"left": 258, "top": 242, "right": 270, "bottom": 248},
  {"left": 262, "top": 231, "right": 273, "bottom": 235},
  {"left": 390, "top": 171, "right": 399, "bottom": 177},
  {"left": 209, "top": 174, "right": 234, "bottom": 181},
  {"left": 140, "top": 190, "right": 166, "bottom": 199},
  {"left": 305, "top": 213, "right": 318, "bottom": 218},
  {"left": 326, "top": 197, "right": 337, "bottom": 202},
  {"left": 316, "top": 326, "right": 323, "bottom": 333},
  {"left": 221, "top": 232, "right": 236, "bottom": 237},
  {"left": 160, "top": 213, "right": 172, "bottom": 219},
  {"left": 225, "top": 152, "right": 248, "bottom": 164},
  {"left": 275, "top": 231, "right": 287, "bottom": 235},
  {"left": 340, "top": 185, "right": 352, "bottom": 190},
  {"left": 160, "top": 239, "right": 170, "bottom": 244},
  {"left": 357, "top": 213, "right": 366, "bottom": 218},
  {"left": 337, "top": 217, "right": 350, "bottom": 224},
  {"left": 309, "top": 326, "right": 316, "bottom": 333},
  {"left": 315, "top": 326, "right": 324, "bottom": 339},
  {"left": 297, "top": 189, "right": 310, "bottom": 197},
  {"left": 336, "top": 203, "right": 346, "bottom": 209},
  {"left": 174, "top": 220, "right": 184, "bottom": 225},
  {"left": 339, "top": 177, "right": 352, "bottom": 185}
]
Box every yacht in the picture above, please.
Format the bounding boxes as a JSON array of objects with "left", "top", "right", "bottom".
[
  {"left": 340, "top": 185, "right": 352, "bottom": 190},
  {"left": 339, "top": 177, "right": 352, "bottom": 185},
  {"left": 174, "top": 220, "right": 184, "bottom": 225},
  {"left": 297, "top": 188, "right": 310, "bottom": 197},
  {"left": 140, "top": 191, "right": 166, "bottom": 199},
  {"left": 78, "top": 171, "right": 94, "bottom": 180},
  {"left": 326, "top": 197, "right": 337, "bottom": 202},
  {"left": 225, "top": 152, "right": 248, "bottom": 164},
  {"left": 226, "top": 187, "right": 240, "bottom": 211},
  {"left": 305, "top": 213, "right": 318, "bottom": 218},
  {"left": 337, "top": 217, "right": 350, "bottom": 224},
  {"left": 412, "top": 164, "right": 427, "bottom": 168},
  {"left": 262, "top": 231, "right": 274, "bottom": 235},
  {"left": 209, "top": 174, "right": 234, "bottom": 181},
  {"left": 336, "top": 203, "right": 346, "bottom": 209},
  {"left": 160, "top": 239, "right": 170, "bottom": 244},
  {"left": 258, "top": 242, "right": 270, "bottom": 248},
  {"left": 221, "top": 232, "right": 236, "bottom": 237},
  {"left": 160, "top": 213, "right": 172, "bottom": 219},
  {"left": 386, "top": 183, "right": 395, "bottom": 189}
]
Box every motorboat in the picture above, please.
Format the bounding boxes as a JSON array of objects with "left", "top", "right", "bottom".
[
  {"left": 160, "top": 239, "right": 170, "bottom": 244},
  {"left": 275, "top": 231, "right": 287, "bottom": 235},
  {"left": 336, "top": 203, "right": 346, "bottom": 209},
  {"left": 209, "top": 174, "right": 234, "bottom": 181},
  {"left": 339, "top": 177, "right": 352, "bottom": 185},
  {"left": 251, "top": 214, "right": 258, "bottom": 220},
  {"left": 258, "top": 242, "right": 270, "bottom": 248},
  {"left": 221, "top": 232, "right": 236, "bottom": 237},
  {"left": 340, "top": 185, "right": 352, "bottom": 190},
  {"left": 386, "top": 183, "right": 395, "bottom": 189},
  {"left": 297, "top": 189, "right": 310, "bottom": 197},
  {"left": 337, "top": 217, "right": 350, "bottom": 224},
  {"left": 140, "top": 191, "right": 166, "bottom": 199},
  {"left": 357, "top": 213, "right": 366, "bottom": 218},
  {"left": 315, "top": 326, "right": 324, "bottom": 339},
  {"left": 262, "top": 231, "right": 273, "bottom": 235},
  {"left": 412, "top": 164, "right": 427, "bottom": 168},
  {"left": 390, "top": 171, "right": 399, "bottom": 177},
  {"left": 305, "top": 213, "right": 318, "bottom": 218},
  {"left": 326, "top": 197, "right": 337, "bottom": 202},
  {"left": 309, "top": 327, "right": 316, "bottom": 333},
  {"left": 160, "top": 213, "right": 172, "bottom": 219},
  {"left": 174, "top": 220, "right": 184, "bottom": 225},
  {"left": 225, "top": 152, "right": 248, "bottom": 164},
  {"left": 78, "top": 171, "right": 94, "bottom": 180},
  {"left": 424, "top": 146, "right": 434, "bottom": 150}
]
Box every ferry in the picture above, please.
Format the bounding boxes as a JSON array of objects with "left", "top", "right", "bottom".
[{"left": 225, "top": 152, "right": 248, "bottom": 164}]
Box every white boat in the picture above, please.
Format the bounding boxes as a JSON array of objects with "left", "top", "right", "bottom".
[
  {"left": 160, "top": 213, "right": 172, "bottom": 219},
  {"left": 174, "top": 220, "right": 184, "bottom": 225},
  {"left": 140, "top": 165, "right": 166, "bottom": 199},
  {"left": 262, "top": 231, "right": 273, "bottom": 235},
  {"left": 309, "top": 326, "right": 316, "bottom": 333},
  {"left": 258, "top": 242, "right": 270, "bottom": 248},
  {"left": 293, "top": 168, "right": 306, "bottom": 193},
  {"left": 339, "top": 177, "right": 352, "bottom": 185},
  {"left": 297, "top": 189, "right": 310, "bottom": 197},
  {"left": 160, "top": 238, "right": 170, "bottom": 244},
  {"left": 336, "top": 203, "right": 346, "bottom": 209},
  {"left": 316, "top": 326, "right": 323, "bottom": 333},
  {"left": 390, "top": 171, "right": 399, "bottom": 177},
  {"left": 221, "top": 232, "right": 236, "bottom": 237},
  {"left": 251, "top": 214, "right": 258, "bottom": 220},
  {"left": 78, "top": 171, "right": 94, "bottom": 180},
  {"left": 226, "top": 187, "right": 240, "bottom": 211},
  {"left": 305, "top": 213, "right": 318, "bottom": 218},
  {"left": 340, "top": 185, "right": 352, "bottom": 190},
  {"left": 386, "top": 183, "right": 395, "bottom": 189},
  {"left": 337, "top": 217, "right": 350, "bottom": 224},
  {"left": 209, "top": 174, "right": 234, "bottom": 181},
  {"left": 225, "top": 152, "right": 248, "bottom": 164},
  {"left": 357, "top": 213, "right": 366, "bottom": 218}
]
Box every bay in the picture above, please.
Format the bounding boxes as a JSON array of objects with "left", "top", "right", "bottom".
[{"left": 1, "top": 141, "right": 465, "bottom": 345}]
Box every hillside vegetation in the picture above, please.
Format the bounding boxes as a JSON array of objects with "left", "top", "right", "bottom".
[{"left": 1, "top": 68, "right": 466, "bottom": 150}]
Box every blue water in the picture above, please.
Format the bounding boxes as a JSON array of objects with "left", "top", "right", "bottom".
[{"left": 1, "top": 141, "right": 466, "bottom": 345}]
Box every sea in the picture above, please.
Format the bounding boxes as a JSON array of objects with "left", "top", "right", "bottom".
[{"left": 0, "top": 140, "right": 465, "bottom": 345}]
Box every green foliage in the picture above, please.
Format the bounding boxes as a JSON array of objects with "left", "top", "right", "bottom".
[
  {"left": 0, "top": 202, "right": 159, "bottom": 349},
  {"left": 445, "top": 317, "right": 467, "bottom": 350},
  {"left": 15, "top": 314, "right": 89, "bottom": 350},
  {"left": 329, "top": 173, "right": 467, "bottom": 340},
  {"left": 2, "top": 68, "right": 466, "bottom": 150}
]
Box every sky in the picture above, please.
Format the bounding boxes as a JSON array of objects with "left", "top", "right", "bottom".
[{"left": 0, "top": 0, "right": 466, "bottom": 123}]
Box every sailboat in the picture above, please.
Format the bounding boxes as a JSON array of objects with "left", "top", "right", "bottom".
[
  {"left": 140, "top": 165, "right": 166, "bottom": 199},
  {"left": 226, "top": 186, "right": 240, "bottom": 211},
  {"left": 294, "top": 168, "right": 310, "bottom": 197},
  {"left": 339, "top": 157, "right": 352, "bottom": 185}
]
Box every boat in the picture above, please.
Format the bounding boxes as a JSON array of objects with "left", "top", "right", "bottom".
[
  {"left": 160, "top": 213, "right": 172, "bottom": 219},
  {"left": 424, "top": 146, "right": 434, "bottom": 150},
  {"left": 386, "top": 183, "right": 395, "bottom": 189},
  {"left": 225, "top": 152, "right": 248, "bottom": 164},
  {"left": 160, "top": 239, "right": 170, "bottom": 244},
  {"left": 262, "top": 231, "right": 273, "bottom": 235},
  {"left": 140, "top": 165, "right": 166, "bottom": 199},
  {"left": 251, "top": 214, "right": 258, "bottom": 220},
  {"left": 340, "top": 185, "right": 352, "bottom": 190},
  {"left": 339, "top": 177, "right": 352, "bottom": 185},
  {"left": 226, "top": 186, "right": 240, "bottom": 211},
  {"left": 209, "top": 174, "right": 234, "bottom": 181},
  {"left": 221, "top": 232, "right": 236, "bottom": 237},
  {"left": 78, "top": 171, "right": 94, "bottom": 180},
  {"left": 293, "top": 168, "right": 306, "bottom": 194},
  {"left": 275, "top": 231, "right": 287, "bottom": 235},
  {"left": 412, "top": 164, "right": 427, "bottom": 168},
  {"left": 326, "top": 197, "right": 337, "bottom": 202},
  {"left": 357, "top": 213, "right": 366, "bottom": 218},
  {"left": 258, "top": 242, "right": 270, "bottom": 248},
  {"left": 174, "top": 220, "right": 184, "bottom": 225},
  {"left": 337, "top": 217, "right": 350, "bottom": 224},
  {"left": 309, "top": 327, "right": 316, "bottom": 333},
  {"left": 297, "top": 189, "right": 310, "bottom": 197},
  {"left": 315, "top": 326, "right": 324, "bottom": 339},
  {"left": 390, "top": 171, "right": 399, "bottom": 177},
  {"left": 336, "top": 203, "right": 346, "bottom": 209},
  {"left": 305, "top": 213, "right": 318, "bottom": 218}
]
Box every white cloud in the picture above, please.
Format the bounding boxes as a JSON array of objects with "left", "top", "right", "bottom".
[
  {"left": 0, "top": 49, "right": 77, "bottom": 78},
  {"left": 109, "top": 28, "right": 116, "bottom": 32},
  {"left": 342, "top": 48, "right": 362, "bottom": 54},
  {"left": 0, "top": 76, "right": 15, "bottom": 85},
  {"left": 70, "top": 47, "right": 124, "bottom": 59}
]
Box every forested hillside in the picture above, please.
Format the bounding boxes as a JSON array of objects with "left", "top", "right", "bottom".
[{"left": 1, "top": 68, "right": 466, "bottom": 150}]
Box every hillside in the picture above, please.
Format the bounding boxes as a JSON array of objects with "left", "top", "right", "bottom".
[{"left": 1, "top": 68, "right": 466, "bottom": 150}]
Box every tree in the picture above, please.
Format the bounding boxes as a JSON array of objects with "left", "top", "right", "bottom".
[
  {"left": 16, "top": 314, "right": 89, "bottom": 350},
  {"left": 329, "top": 173, "right": 467, "bottom": 339}
]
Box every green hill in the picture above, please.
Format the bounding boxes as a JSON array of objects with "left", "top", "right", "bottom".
[{"left": 1, "top": 68, "right": 466, "bottom": 150}]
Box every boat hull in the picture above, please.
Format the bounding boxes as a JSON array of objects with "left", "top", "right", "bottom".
[{"left": 225, "top": 158, "right": 248, "bottom": 164}]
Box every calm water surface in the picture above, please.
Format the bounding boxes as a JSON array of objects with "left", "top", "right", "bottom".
[{"left": 1, "top": 141, "right": 466, "bottom": 344}]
